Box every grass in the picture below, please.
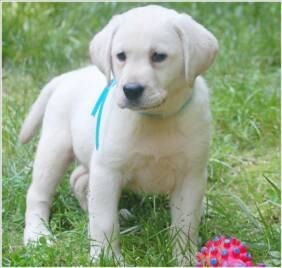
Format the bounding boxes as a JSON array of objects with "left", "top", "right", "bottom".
[{"left": 2, "top": 2, "right": 281, "bottom": 267}]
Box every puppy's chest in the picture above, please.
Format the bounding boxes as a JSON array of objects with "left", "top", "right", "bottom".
[
  {"left": 114, "top": 116, "right": 190, "bottom": 193},
  {"left": 123, "top": 152, "right": 188, "bottom": 194}
]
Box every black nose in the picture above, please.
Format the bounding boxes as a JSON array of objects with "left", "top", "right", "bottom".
[{"left": 123, "top": 83, "right": 144, "bottom": 101}]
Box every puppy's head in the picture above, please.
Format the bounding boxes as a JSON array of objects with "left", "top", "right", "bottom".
[{"left": 90, "top": 5, "right": 218, "bottom": 114}]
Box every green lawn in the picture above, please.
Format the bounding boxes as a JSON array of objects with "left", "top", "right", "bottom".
[{"left": 2, "top": 2, "right": 281, "bottom": 267}]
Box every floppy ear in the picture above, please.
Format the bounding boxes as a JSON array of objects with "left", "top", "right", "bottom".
[
  {"left": 89, "top": 16, "right": 121, "bottom": 83},
  {"left": 173, "top": 14, "right": 219, "bottom": 84}
]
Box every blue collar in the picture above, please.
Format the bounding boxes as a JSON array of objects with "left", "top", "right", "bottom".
[
  {"left": 91, "top": 79, "right": 192, "bottom": 150},
  {"left": 91, "top": 79, "right": 116, "bottom": 150}
]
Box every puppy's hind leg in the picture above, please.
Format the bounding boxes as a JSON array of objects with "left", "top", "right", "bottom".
[
  {"left": 70, "top": 165, "right": 89, "bottom": 212},
  {"left": 24, "top": 129, "right": 73, "bottom": 245}
]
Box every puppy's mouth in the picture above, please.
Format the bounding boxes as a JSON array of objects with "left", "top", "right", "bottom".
[
  {"left": 138, "top": 98, "right": 167, "bottom": 111},
  {"left": 118, "top": 96, "right": 166, "bottom": 111}
]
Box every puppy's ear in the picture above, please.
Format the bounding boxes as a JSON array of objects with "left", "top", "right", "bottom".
[
  {"left": 173, "top": 14, "right": 219, "bottom": 84},
  {"left": 89, "top": 16, "right": 121, "bottom": 83}
]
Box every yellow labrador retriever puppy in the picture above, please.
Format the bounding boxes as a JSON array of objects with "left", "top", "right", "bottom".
[{"left": 20, "top": 5, "right": 218, "bottom": 264}]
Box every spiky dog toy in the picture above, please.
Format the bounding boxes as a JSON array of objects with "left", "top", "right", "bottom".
[{"left": 196, "top": 236, "right": 265, "bottom": 267}]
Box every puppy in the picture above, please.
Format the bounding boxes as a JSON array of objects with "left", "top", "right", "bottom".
[{"left": 20, "top": 5, "right": 218, "bottom": 264}]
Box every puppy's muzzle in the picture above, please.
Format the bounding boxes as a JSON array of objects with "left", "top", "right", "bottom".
[{"left": 123, "top": 83, "right": 144, "bottom": 101}]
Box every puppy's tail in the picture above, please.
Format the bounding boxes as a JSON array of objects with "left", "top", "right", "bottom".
[{"left": 19, "top": 77, "right": 60, "bottom": 144}]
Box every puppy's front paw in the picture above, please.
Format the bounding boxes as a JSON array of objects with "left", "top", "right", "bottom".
[
  {"left": 24, "top": 224, "right": 53, "bottom": 246},
  {"left": 90, "top": 243, "right": 102, "bottom": 263},
  {"left": 176, "top": 253, "right": 196, "bottom": 267},
  {"left": 90, "top": 243, "right": 124, "bottom": 265},
  {"left": 173, "top": 242, "right": 197, "bottom": 266}
]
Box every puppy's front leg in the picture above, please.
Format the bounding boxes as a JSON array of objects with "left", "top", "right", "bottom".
[
  {"left": 170, "top": 170, "right": 207, "bottom": 265},
  {"left": 88, "top": 156, "right": 123, "bottom": 263}
]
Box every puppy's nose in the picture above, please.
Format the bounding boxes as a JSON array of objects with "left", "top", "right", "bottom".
[{"left": 123, "top": 83, "right": 144, "bottom": 101}]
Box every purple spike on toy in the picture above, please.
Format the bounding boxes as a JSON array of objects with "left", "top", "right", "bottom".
[
  {"left": 201, "top": 246, "right": 207, "bottom": 254},
  {"left": 210, "top": 258, "right": 218, "bottom": 266},
  {"left": 221, "top": 249, "right": 228, "bottom": 257}
]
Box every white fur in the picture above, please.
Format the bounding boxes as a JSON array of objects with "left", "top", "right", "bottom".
[{"left": 21, "top": 5, "right": 218, "bottom": 265}]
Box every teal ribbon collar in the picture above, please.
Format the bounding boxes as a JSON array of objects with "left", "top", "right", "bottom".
[{"left": 91, "top": 79, "right": 116, "bottom": 150}]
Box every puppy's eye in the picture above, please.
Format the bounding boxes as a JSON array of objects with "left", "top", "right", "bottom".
[
  {"left": 117, "top": 52, "right": 126, "bottom": 61},
  {"left": 151, "top": 52, "right": 167, "bottom": 63}
]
